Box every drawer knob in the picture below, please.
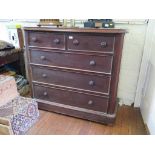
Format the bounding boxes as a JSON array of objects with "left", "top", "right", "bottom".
[
  {"left": 40, "top": 56, "right": 46, "bottom": 60},
  {"left": 88, "top": 100, "right": 93, "bottom": 105},
  {"left": 89, "top": 60, "right": 96, "bottom": 66},
  {"left": 89, "top": 80, "right": 95, "bottom": 86},
  {"left": 73, "top": 39, "right": 79, "bottom": 45},
  {"left": 100, "top": 41, "right": 107, "bottom": 47},
  {"left": 42, "top": 74, "right": 47, "bottom": 78},
  {"left": 53, "top": 38, "right": 60, "bottom": 44},
  {"left": 31, "top": 37, "right": 37, "bottom": 42},
  {"left": 43, "top": 92, "right": 48, "bottom": 96}
]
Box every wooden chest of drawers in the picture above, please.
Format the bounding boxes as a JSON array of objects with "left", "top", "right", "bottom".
[{"left": 24, "top": 27, "right": 126, "bottom": 124}]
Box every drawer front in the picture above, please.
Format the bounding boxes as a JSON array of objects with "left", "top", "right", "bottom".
[
  {"left": 30, "top": 50, "right": 113, "bottom": 74},
  {"left": 67, "top": 34, "right": 114, "bottom": 53},
  {"left": 31, "top": 66, "right": 111, "bottom": 94},
  {"left": 33, "top": 84, "right": 109, "bottom": 112},
  {"left": 28, "top": 32, "right": 65, "bottom": 49}
]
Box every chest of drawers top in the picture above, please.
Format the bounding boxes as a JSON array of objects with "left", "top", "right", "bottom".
[{"left": 24, "top": 27, "right": 126, "bottom": 33}]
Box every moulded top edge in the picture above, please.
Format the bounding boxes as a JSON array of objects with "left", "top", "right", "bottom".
[{"left": 23, "top": 27, "right": 127, "bottom": 34}]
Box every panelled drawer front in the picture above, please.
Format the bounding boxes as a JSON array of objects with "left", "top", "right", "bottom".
[
  {"left": 67, "top": 34, "right": 114, "bottom": 53},
  {"left": 30, "top": 50, "right": 113, "bottom": 74},
  {"left": 33, "top": 84, "right": 109, "bottom": 112},
  {"left": 28, "top": 32, "right": 65, "bottom": 49},
  {"left": 31, "top": 66, "right": 111, "bottom": 94}
]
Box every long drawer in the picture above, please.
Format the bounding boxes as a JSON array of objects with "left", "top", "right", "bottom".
[
  {"left": 31, "top": 66, "right": 111, "bottom": 95},
  {"left": 28, "top": 32, "right": 65, "bottom": 50},
  {"left": 29, "top": 50, "right": 113, "bottom": 74},
  {"left": 67, "top": 34, "right": 114, "bottom": 53},
  {"left": 33, "top": 84, "right": 109, "bottom": 112}
]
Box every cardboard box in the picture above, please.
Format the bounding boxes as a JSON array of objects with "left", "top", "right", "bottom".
[{"left": 0, "top": 75, "right": 19, "bottom": 106}]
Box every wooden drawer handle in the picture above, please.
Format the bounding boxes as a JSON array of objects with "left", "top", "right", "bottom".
[
  {"left": 89, "top": 60, "right": 96, "bottom": 66},
  {"left": 100, "top": 41, "right": 107, "bottom": 47},
  {"left": 42, "top": 74, "right": 47, "bottom": 78},
  {"left": 43, "top": 92, "right": 48, "bottom": 96},
  {"left": 73, "top": 39, "right": 79, "bottom": 45},
  {"left": 53, "top": 38, "right": 60, "bottom": 44},
  {"left": 89, "top": 80, "right": 95, "bottom": 86},
  {"left": 40, "top": 56, "right": 46, "bottom": 60},
  {"left": 88, "top": 100, "right": 93, "bottom": 105},
  {"left": 31, "top": 37, "right": 37, "bottom": 42}
]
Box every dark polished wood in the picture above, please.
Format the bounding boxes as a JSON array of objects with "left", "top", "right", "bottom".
[
  {"left": 24, "top": 27, "right": 127, "bottom": 34},
  {"left": 24, "top": 27, "right": 126, "bottom": 124},
  {"left": 108, "top": 34, "right": 125, "bottom": 114},
  {"left": 28, "top": 32, "right": 65, "bottom": 49},
  {"left": 67, "top": 34, "right": 115, "bottom": 52},
  {"left": 33, "top": 84, "right": 109, "bottom": 113},
  {"left": 31, "top": 65, "right": 111, "bottom": 95},
  {"left": 29, "top": 49, "right": 113, "bottom": 74},
  {"left": 27, "top": 105, "right": 147, "bottom": 135}
]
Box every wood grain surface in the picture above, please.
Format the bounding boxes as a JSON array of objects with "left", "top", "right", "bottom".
[{"left": 27, "top": 105, "right": 147, "bottom": 135}]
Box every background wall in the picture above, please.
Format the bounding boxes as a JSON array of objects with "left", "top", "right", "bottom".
[
  {"left": 140, "top": 20, "right": 155, "bottom": 134},
  {"left": 0, "top": 24, "right": 10, "bottom": 41},
  {"left": 0, "top": 19, "right": 148, "bottom": 106},
  {"left": 116, "top": 23, "right": 147, "bottom": 105}
]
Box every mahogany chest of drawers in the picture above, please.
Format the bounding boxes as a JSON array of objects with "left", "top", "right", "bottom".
[{"left": 24, "top": 27, "right": 126, "bottom": 124}]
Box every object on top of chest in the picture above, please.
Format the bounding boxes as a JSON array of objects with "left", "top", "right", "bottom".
[{"left": 84, "top": 19, "right": 115, "bottom": 28}]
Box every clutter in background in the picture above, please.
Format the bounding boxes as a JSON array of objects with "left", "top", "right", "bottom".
[
  {"left": 0, "top": 75, "right": 19, "bottom": 107},
  {"left": 0, "top": 96, "right": 39, "bottom": 135},
  {"left": 0, "top": 40, "right": 28, "bottom": 96},
  {"left": 0, "top": 40, "right": 15, "bottom": 51},
  {"left": 0, "top": 75, "right": 39, "bottom": 135},
  {"left": 0, "top": 65, "right": 29, "bottom": 96},
  {"left": 0, "top": 48, "right": 19, "bottom": 57},
  {"left": 37, "top": 19, "right": 115, "bottom": 28},
  {"left": 15, "top": 75, "right": 29, "bottom": 96}
]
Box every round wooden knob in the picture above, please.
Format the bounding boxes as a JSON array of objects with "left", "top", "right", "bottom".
[
  {"left": 89, "top": 80, "right": 95, "bottom": 86},
  {"left": 32, "top": 37, "right": 37, "bottom": 42},
  {"left": 89, "top": 60, "right": 96, "bottom": 66},
  {"left": 88, "top": 100, "right": 93, "bottom": 105},
  {"left": 53, "top": 38, "right": 60, "bottom": 44},
  {"left": 40, "top": 56, "right": 46, "bottom": 60},
  {"left": 43, "top": 92, "right": 48, "bottom": 96},
  {"left": 42, "top": 74, "right": 47, "bottom": 78},
  {"left": 73, "top": 39, "right": 79, "bottom": 45},
  {"left": 100, "top": 41, "right": 107, "bottom": 47}
]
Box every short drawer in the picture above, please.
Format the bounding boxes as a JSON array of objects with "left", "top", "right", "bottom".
[
  {"left": 29, "top": 50, "right": 113, "bottom": 74},
  {"left": 31, "top": 66, "right": 111, "bottom": 95},
  {"left": 28, "top": 32, "right": 65, "bottom": 49},
  {"left": 33, "top": 84, "right": 109, "bottom": 112},
  {"left": 67, "top": 34, "right": 114, "bottom": 53}
]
